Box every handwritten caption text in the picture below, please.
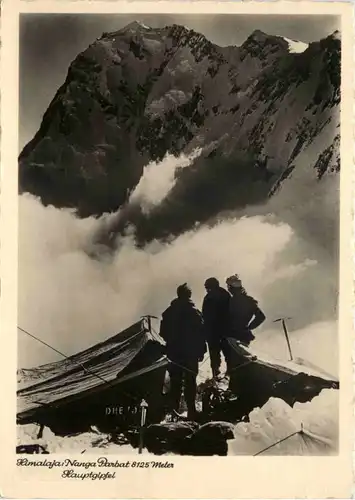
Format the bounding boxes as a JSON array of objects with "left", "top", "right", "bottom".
[{"left": 17, "top": 457, "right": 174, "bottom": 480}]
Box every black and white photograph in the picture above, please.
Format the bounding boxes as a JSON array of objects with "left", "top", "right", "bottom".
[{"left": 12, "top": 7, "right": 348, "bottom": 462}]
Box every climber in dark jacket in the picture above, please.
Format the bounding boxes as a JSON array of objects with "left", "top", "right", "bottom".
[
  {"left": 160, "top": 283, "right": 206, "bottom": 419},
  {"left": 202, "top": 277, "right": 231, "bottom": 378},
  {"left": 226, "top": 274, "right": 266, "bottom": 347}
]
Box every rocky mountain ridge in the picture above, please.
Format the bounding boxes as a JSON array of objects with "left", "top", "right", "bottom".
[{"left": 19, "top": 22, "right": 340, "bottom": 243}]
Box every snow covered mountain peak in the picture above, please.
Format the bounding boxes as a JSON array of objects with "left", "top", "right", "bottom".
[
  {"left": 19, "top": 24, "right": 340, "bottom": 228},
  {"left": 122, "top": 20, "right": 152, "bottom": 32}
]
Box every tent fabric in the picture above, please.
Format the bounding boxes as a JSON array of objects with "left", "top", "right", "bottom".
[
  {"left": 227, "top": 338, "right": 338, "bottom": 383},
  {"left": 18, "top": 321, "right": 147, "bottom": 389},
  {"left": 253, "top": 429, "right": 335, "bottom": 456},
  {"left": 17, "top": 320, "right": 169, "bottom": 421}
]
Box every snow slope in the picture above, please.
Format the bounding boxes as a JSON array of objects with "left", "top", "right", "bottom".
[
  {"left": 17, "top": 389, "right": 337, "bottom": 455},
  {"left": 283, "top": 37, "right": 309, "bottom": 53},
  {"left": 229, "top": 389, "right": 338, "bottom": 455}
]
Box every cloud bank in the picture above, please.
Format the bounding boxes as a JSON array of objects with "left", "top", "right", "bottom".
[
  {"left": 18, "top": 197, "right": 337, "bottom": 375},
  {"left": 18, "top": 152, "right": 338, "bottom": 376}
]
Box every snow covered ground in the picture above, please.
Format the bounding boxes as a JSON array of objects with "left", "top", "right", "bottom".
[
  {"left": 17, "top": 388, "right": 337, "bottom": 456},
  {"left": 229, "top": 388, "right": 338, "bottom": 455},
  {"left": 17, "top": 424, "right": 155, "bottom": 455}
]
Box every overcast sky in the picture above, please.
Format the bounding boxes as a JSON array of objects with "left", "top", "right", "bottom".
[{"left": 19, "top": 14, "right": 339, "bottom": 150}]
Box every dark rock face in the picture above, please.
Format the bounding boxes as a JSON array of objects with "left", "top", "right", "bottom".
[{"left": 19, "top": 23, "right": 340, "bottom": 240}]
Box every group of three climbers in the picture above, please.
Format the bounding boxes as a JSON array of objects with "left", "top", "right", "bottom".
[{"left": 159, "top": 274, "right": 266, "bottom": 419}]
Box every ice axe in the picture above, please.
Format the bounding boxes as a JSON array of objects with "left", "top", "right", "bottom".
[
  {"left": 138, "top": 399, "right": 148, "bottom": 455},
  {"left": 274, "top": 317, "right": 293, "bottom": 361},
  {"left": 141, "top": 315, "right": 158, "bottom": 334}
]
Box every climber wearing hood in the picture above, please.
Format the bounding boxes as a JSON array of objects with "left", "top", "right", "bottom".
[
  {"left": 226, "top": 274, "right": 266, "bottom": 347},
  {"left": 160, "top": 283, "right": 206, "bottom": 419}
]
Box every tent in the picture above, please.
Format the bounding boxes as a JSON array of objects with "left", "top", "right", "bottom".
[
  {"left": 17, "top": 322, "right": 339, "bottom": 437},
  {"left": 229, "top": 425, "right": 337, "bottom": 456},
  {"left": 203, "top": 338, "right": 339, "bottom": 422},
  {"left": 17, "top": 318, "right": 169, "bottom": 436},
  {"left": 227, "top": 339, "right": 338, "bottom": 399}
]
